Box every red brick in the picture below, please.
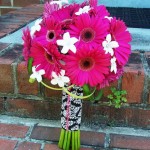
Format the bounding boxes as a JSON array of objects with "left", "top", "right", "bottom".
[
  {"left": 110, "top": 107, "right": 150, "bottom": 128},
  {"left": 122, "top": 64, "right": 145, "bottom": 103},
  {"left": 0, "top": 32, "right": 6, "bottom": 38},
  {"left": 0, "top": 5, "right": 43, "bottom": 38},
  {"left": 0, "top": 0, "right": 12, "bottom": 6},
  {"left": 17, "top": 141, "right": 41, "bottom": 150},
  {"left": 83, "top": 105, "right": 150, "bottom": 128},
  {"left": 0, "top": 44, "right": 22, "bottom": 61},
  {"left": 103, "top": 81, "right": 118, "bottom": 97},
  {"left": 30, "top": 126, "right": 60, "bottom": 141},
  {"left": 0, "top": 139, "right": 17, "bottom": 150},
  {"left": 13, "top": 0, "right": 40, "bottom": 7},
  {"left": 122, "top": 51, "right": 145, "bottom": 103},
  {"left": 44, "top": 144, "right": 61, "bottom": 150},
  {"left": 80, "top": 148, "right": 94, "bottom": 150},
  {"left": 9, "top": 9, "right": 41, "bottom": 16},
  {"left": 6, "top": 98, "right": 61, "bottom": 119},
  {"left": 0, "top": 64, "right": 14, "bottom": 93},
  {"left": 44, "top": 79, "right": 62, "bottom": 98},
  {"left": 0, "top": 44, "right": 23, "bottom": 93},
  {"left": 17, "top": 61, "right": 39, "bottom": 95},
  {"left": 0, "top": 8, "right": 18, "bottom": 15},
  {"left": 0, "top": 42, "right": 10, "bottom": 51},
  {"left": 145, "top": 52, "right": 150, "bottom": 67},
  {"left": 126, "top": 108, "right": 150, "bottom": 128},
  {"left": 0, "top": 97, "right": 4, "bottom": 112},
  {"left": 81, "top": 130, "right": 105, "bottom": 147},
  {"left": 44, "top": 144, "right": 94, "bottom": 150},
  {"left": 110, "top": 134, "right": 150, "bottom": 149},
  {"left": 0, "top": 123, "right": 29, "bottom": 138},
  {"left": 144, "top": 52, "right": 150, "bottom": 103}
]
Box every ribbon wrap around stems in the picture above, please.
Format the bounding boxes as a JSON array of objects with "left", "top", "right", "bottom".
[
  {"left": 40, "top": 82, "right": 95, "bottom": 150},
  {"left": 61, "top": 85, "right": 83, "bottom": 131},
  {"left": 58, "top": 85, "right": 83, "bottom": 150}
]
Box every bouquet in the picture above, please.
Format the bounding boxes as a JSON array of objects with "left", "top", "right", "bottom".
[{"left": 22, "top": 0, "right": 131, "bottom": 149}]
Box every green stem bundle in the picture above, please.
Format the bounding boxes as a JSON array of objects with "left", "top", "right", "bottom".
[{"left": 58, "top": 128, "right": 80, "bottom": 150}]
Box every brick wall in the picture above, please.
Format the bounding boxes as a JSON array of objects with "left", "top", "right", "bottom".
[
  {"left": 0, "top": 0, "right": 45, "bottom": 15},
  {"left": 0, "top": 4, "right": 150, "bottom": 131}
]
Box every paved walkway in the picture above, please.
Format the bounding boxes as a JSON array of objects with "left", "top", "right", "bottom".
[
  {"left": 0, "top": 115, "right": 150, "bottom": 150},
  {"left": 0, "top": 115, "right": 97, "bottom": 150}
]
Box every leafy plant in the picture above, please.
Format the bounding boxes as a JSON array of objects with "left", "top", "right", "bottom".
[{"left": 107, "top": 87, "right": 127, "bottom": 108}]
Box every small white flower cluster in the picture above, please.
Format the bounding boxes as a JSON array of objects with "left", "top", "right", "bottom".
[
  {"left": 50, "top": 0, "right": 69, "bottom": 9},
  {"left": 30, "top": 66, "right": 45, "bottom": 82},
  {"left": 30, "top": 66, "right": 70, "bottom": 88},
  {"left": 57, "top": 32, "right": 78, "bottom": 54},
  {"left": 75, "top": 6, "right": 91, "bottom": 15},
  {"left": 51, "top": 70, "right": 70, "bottom": 87},
  {"left": 102, "top": 34, "right": 119, "bottom": 74},
  {"left": 56, "top": 5, "right": 92, "bottom": 54},
  {"left": 30, "top": 19, "right": 42, "bottom": 37}
]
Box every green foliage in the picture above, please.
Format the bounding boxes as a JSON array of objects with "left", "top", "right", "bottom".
[{"left": 107, "top": 87, "right": 127, "bottom": 108}]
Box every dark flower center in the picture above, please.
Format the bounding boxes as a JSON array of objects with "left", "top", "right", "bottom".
[
  {"left": 79, "top": 57, "right": 94, "bottom": 71},
  {"left": 47, "top": 30, "right": 55, "bottom": 41},
  {"left": 45, "top": 52, "right": 54, "bottom": 64},
  {"left": 80, "top": 28, "right": 95, "bottom": 42}
]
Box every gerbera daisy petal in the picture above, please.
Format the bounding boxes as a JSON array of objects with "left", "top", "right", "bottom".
[
  {"left": 68, "top": 13, "right": 109, "bottom": 49},
  {"left": 110, "top": 18, "right": 132, "bottom": 65},
  {"left": 30, "top": 42, "right": 63, "bottom": 79},
  {"left": 64, "top": 45, "right": 110, "bottom": 87}
]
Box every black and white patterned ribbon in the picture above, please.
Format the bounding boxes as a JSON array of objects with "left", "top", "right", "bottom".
[{"left": 61, "top": 86, "right": 83, "bottom": 131}]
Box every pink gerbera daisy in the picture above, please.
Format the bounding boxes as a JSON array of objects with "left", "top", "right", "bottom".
[
  {"left": 51, "top": 3, "right": 79, "bottom": 22},
  {"left": 110, "top": 18, "right": 132, "bottom": 65},
  {"left": 64, "top": 46, "right": 111, "bottom": 87},
  {"left": 90, "top": 5, "right": 110, "bottom": 19},
  {"left": 22, "top": 27, "right": 32, "bottom": 64},
  {"left": 97, "top": 65, "right": 124, "bottom": 89},
  {"left": 69, "top": 13, "right": 109, "bottom": 49},
  {"left": 43, "top": 1, "right": 59, "bottom": 18},
  {"left": 30, "top": 42, "right": 63, "bottom": 79},
  {"left": 34, "top": 16, "right": 62, "bottom": 46},
  {"left": 89, "top": 0, "right": 98, "bottom": 7}
]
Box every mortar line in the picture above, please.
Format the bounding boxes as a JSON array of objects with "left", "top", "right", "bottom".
[
  {"left": 140, "top": 52, "right": 150, "bottom": 104},
  {"left": 104, "top": 133, "right": 110, "bottom": 148},
  {"left": 12, "top": 62, "right": 18, "bottom": 95}
]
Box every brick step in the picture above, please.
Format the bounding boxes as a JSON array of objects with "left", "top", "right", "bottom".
[
  {"left": 0, "top": 43, "right": 150, "bottom": 129},
  {"left": 0, "top": 115, "right": 150, "bottom": 150},
  {"left": 0, "top": 3, "right": 150, "bottom": 131}
]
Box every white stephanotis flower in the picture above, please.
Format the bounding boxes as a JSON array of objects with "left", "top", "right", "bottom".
[
  {"left": 102, "top": 34, "right": 119, "bottom": 56},
  {"left": 51, "top": 70, "right": 70, "bottom": 87},
  {"left": 104, "top": 16, "right": 113, "bottom": 21},
  {"left": 30, "top": 19, "right": 42, "bottom": 37},
  {"left": 110, "top": 57, "right": 117, "bottom": 74},
  {"left": 30, "top": 66, "right": 45, "bottom": 82},
  {"left": 50, "top": 0, "right": 69, "bottom": 8},
  {"left": 56, "top": 32, "right": 78, "bottom": 54},
  {"left": 75, "top": 6, "right": 91, "bottom": 15}
]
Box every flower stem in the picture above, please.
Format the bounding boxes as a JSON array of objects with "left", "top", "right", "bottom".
[
  {"left": 66, "top": 131, "right": 71, "bottom": 150},
  {"left": 72, "top": 131, "right": 75, "bottom": 150},
  {"left": 77, "top": 130, "right": 80, "bottom": 149},
  {"left": 63, "top": 130, "right": 68, "bottom": 150},
  {"left": 58, "top": 129, "right": 80, "bottom": 150},
  {"left": 58, "top": 128, "right": 65, "bottom": 148}
]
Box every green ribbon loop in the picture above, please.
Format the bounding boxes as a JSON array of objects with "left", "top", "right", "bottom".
[
  {"left": 40, "top": 81, "right": 96, "bottom": 99},
  {"left": 62, "top": 87, "right": 96, "bottom": 99}
]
